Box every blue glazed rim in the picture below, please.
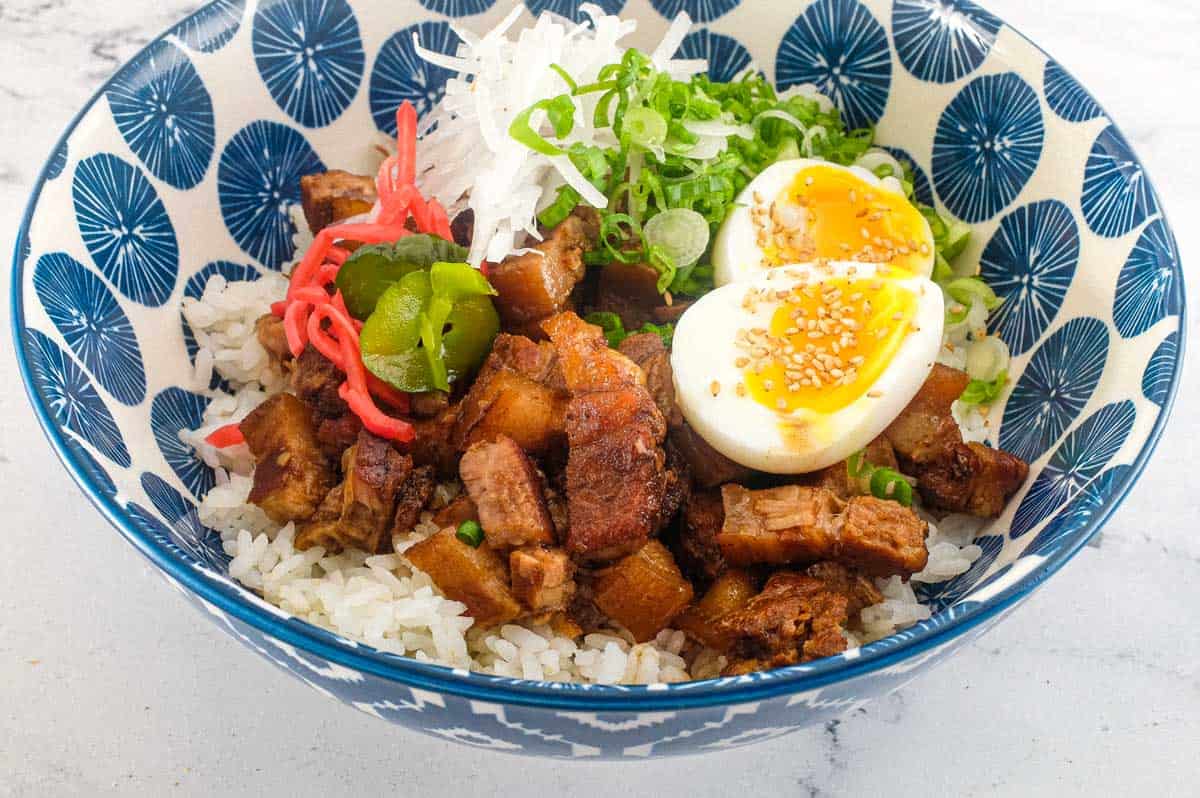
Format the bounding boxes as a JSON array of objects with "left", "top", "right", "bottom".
[{"left": 12, "top": 1, "right": 1187, "bottom": 712}]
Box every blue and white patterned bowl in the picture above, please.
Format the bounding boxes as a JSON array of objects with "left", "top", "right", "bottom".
[{"left": 13, "top": 0, "right": 1185, "bottom": 759}]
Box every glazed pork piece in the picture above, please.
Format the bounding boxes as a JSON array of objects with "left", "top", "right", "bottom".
[
  {"left": 405, "top": 528, "right": 522, "bottom": 628},
  {"left": 542, "top": 312, "right": 668, "bottom": 562},
  {"left": 510, "top": 546, "right": 576, "bottom": 615},
  {"left": 255, "top": 313, "right": 290, "bottom": 367},
  {"left": 617, "top": 332, "right": 682, "bottom": 427},
  {"left": 672, "top": 568, "right": 758, "bottom": 652},
  {"left": 616, "top": 330, "right": 753, "bottom": 490},
  {"left": 299, "top": 170, "right": 377, "bottom": 234},
  {"left": 673, "top": 490, "right": 727, "bottom": 588},
  {"left": 595, "top": 261, "right": 665, "bottom": 330},
  {"left": 407, "top": 405, "right": 460, "bottom": 478},
  {"left": 591, "top": 541, "right": 694, "bottom": 642},
  {"left": 240, "top": 393, "right": 335, "bottom": 523},
  {"left": 459, "top": 435, "right": 556, "bottom": 548},
  {"left": 291, "top": 345, "right": 347, "bottom": 421},
  {"left": 717, "top": 563, "right": 883, "bottom": 674},
  {"left": 296, "top": 430, "right": 411, "bottom": 554},
  {"left": 453, "top": 333, "right": 569, "bottom": 456},
  {"left": 717, "top": 484, "right": 929, "bottom": 577},
  {"left": 392, "top": 465, "right": 436, "bottom": 534},
  {"left": 488, "top": 210, "right": 600, "bottom": 335},
  {"left": 884, "top": 364, "right": 1029, "bottom": 517}
]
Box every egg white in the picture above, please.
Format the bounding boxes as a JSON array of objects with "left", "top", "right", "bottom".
[
  {"left": 711, "top": 158, "right": 935, "bottom": 287},
  {"left": 671, "top": 261, "right": 945, "bottom": 474}
]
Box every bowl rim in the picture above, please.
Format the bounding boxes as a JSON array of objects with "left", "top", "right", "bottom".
[{"left": 12, "top": 0, "right": 1187, "bottom": 712}]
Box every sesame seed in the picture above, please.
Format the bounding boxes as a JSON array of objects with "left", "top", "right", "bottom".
[
  {"left": 710, "top": 380, "right": 721, "bottom": 396},
  {"left": 736, "top": 383, "right": 746, "bottom": 397},
  {"left": 867, "top": 390, "right": 883, "bottom": 398},
  {"left": 735, "top": 357, "right": 749, "bottom": 368}
]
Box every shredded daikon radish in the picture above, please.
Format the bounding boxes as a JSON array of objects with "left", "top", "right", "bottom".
[{"left": 414, "top": 4, "right": 703, "bottom": 267}]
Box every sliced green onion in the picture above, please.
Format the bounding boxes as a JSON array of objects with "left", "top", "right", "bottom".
[
  {"left": 549, "top": 63, "right": 577, "bottom": 93},
  {"left": 584, "top": 311, "right": 627, "bottom": 347},
  {"left": 944, "top": 276, "right": 1001, "bottom": 311},
  {"left": 941, "top": 217, "right": 973, "bottom": 261},
  {"left": 644, "top": 208, "right": 710, "bottom": 271},
  {"left": 960, "top": 369, "right": 1008, "bottom": 407},
  {"left": 965, "top": 335, "right": 1010, "bottom": 382},
  {"left": 847, "top": 449, "right": 871, "bottom": 479},
  {"left": 537, "top": 186, "right": 582, "bottom": 229},
  {"left": 624, "top": 107, "right": 668, "bottom": 149},
  {"left": 456, "top": 519, "right": 484, "bottom": 548},
  {"left": 638, "top": 321, "right": 674, "bottom": 348},
  {"left": 508, "top": 94, "right": 576, "bottom": 156},
  {"left": 870, "top": 468, "right": 913, "bottom": 507}
]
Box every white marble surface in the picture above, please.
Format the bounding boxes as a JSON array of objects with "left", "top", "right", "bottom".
[{"left": 1, "top": 0, "right": 1198, "bottom": 794}]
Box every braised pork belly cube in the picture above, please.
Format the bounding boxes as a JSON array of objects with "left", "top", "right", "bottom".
[
  {"left": 837, "top": 497, "right": 930, "bottom": 576},
  {"left": 489, "top": 212, "right": 597, "bottom": 333},
  {"left": 291, "top": 345, "right": 346, "bottom": 420},
  {"left": 299, "top": 170, "right": 377, "bottom": 234},
  {"left": 407, "top": 406, "right": 460, "bottom": 478},
  {"left": 717, "top": 563, "right": 882, "bottom": 673},
  {"left": 296, "top": 431, "right": 411, "bottom": 554},
  {"left": 674, "top": 489, "right": 727, "bottom": 587},
  {"left": 544, "top": 312, "right": 670, "bottom": 563},
  {"left": 459, "top": 435, "right": 556, "bottom": 548},
  {"left": 618, "top": 332, "right": 682, "bottom": 427},
  {"left": 884, "top": 364, "right": 1029, "bottom": 517},
  {"left": 392, "top": 465, "right": 436, "bottom": 534},
  {"left": 591, "top": 541, "right": 694, "bottom": 642},
  {"left": 315, "top": 413, "right": 363, "bottom": 459},
  {"left": 596, "top": 261, "right": 663, "bottom": 330},
  {"left": 915, "top": 442, "right": 1030, "bottom": 518},
  {"left": 564, "top": 415, "right": 667, "bottom": 561},
  {"left": 405, "top": 528, "right": 522, "bottom": 628},
  {"left": 543, "top": 311, "right": 647, "bottom": 392},
  {"left": 454, "top": 334, "right": 568, "bottom": 456},
  {"left": 240, "top": 393, "right": 334, "bottom": 523},
  {"left": 717, "top": 485, "right": 929, "bottom": 578},
  {"left": 717, "top": 572, "right": 849, "bottom": 673},
  {"left": 255, "top": 313, "right": 290, "bottom": 367},
  {"left": 668, "top": 422, "right": 753, "bottom": 490},
  {"left": 883, "top": 364, "right": 970, "bottom": 464},
  {"left": 432, "top": 495, "right": 478, "bottom": 528},
  {"left": 673, "top": 569, "right": 758, "bottom": 652},
  {"left": 510, "top": 546, "right": 576, "bottom": 614},
  {"left": 717, "top": 484, "right": 841, "bottom": 567}
]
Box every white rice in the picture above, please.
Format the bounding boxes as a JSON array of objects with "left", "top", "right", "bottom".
[{"left": 182, "top": 265, "right": 988, "bottom": 682}]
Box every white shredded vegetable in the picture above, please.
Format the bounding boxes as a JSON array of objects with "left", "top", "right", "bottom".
[{"left": 413, "top": 4, "right": 702, "bottom": 266}]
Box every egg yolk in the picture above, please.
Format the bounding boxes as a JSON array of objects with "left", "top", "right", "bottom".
[
  {"left": 742, "top": 276, "right": 918, "bottom": 415},
  {"left": 760, "top": 165, "right": 931, "bottom": 275}
]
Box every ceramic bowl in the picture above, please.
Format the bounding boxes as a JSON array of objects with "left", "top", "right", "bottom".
[{"left": 13, "top": 0, "right": 1184, "bottom": 759}]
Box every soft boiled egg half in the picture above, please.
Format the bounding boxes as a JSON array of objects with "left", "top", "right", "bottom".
[
  {"left": 672, "top": 261, "right": 944, "bottom": 474},
  {"left": 712, "top": 159, "right": 936, "bottom": 286}
]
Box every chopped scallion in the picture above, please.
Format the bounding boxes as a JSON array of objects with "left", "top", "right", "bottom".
[{"left": 456, "top": 519, "right": 484, "bottom": 548}]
